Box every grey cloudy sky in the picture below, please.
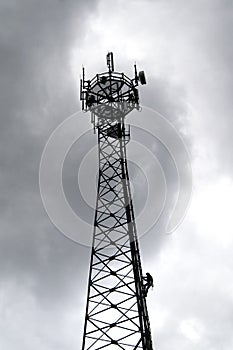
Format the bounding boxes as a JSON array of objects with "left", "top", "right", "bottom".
[{"left": 0, "top": 0, "right": 233, "bottom": 349}]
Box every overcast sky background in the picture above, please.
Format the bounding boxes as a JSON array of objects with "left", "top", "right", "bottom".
[{"left": 0, "top": 0, "right": 233, "bottom": 349}]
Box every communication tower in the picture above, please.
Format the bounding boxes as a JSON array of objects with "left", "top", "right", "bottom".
[{"left": 80, "top": 53, "right": 153, "bottom": 350}]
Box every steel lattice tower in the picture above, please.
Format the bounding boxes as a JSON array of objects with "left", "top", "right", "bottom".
[{"left": 80, "top": 53, "right": 153, "bottom": 350}]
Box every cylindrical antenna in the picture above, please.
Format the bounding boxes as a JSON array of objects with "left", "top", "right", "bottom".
[
  {"left": 134, "top": 63, "right": 138, "bottom": 85},
  {"left": 106, "top": 52, "right": 114, "bottom": 72}
]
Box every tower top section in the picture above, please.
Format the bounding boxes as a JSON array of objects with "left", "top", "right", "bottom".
[{"left": 80, "top": 52, "right": 146, "bottom": 111}]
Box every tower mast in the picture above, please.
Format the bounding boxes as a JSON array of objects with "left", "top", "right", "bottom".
[{"left": 80, "top": 53, "right": 153, "bottom": 350}]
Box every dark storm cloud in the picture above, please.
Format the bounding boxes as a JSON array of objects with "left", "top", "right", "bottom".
[
  {"left": 0, "top": 1, "right": 98, "bottom": 349},
  {"left": 135, "top": 76, "right": 191, "bottom": 259},
  {"left": 159, "top": 0, "right": 233, "bottom": 175},
  {"left": 0, "top": 0, "right": 97, "bottom": 265},
  {"left": 191, "top": 2, "right": 233, "bottom": 174}
]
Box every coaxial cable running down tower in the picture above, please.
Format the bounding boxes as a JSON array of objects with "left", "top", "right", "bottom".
[{"left": 80, "top": 53, "right": 153, "bottom": 350}]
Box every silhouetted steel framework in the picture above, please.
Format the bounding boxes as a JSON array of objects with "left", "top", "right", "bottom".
[{"left": 80, "top": 53, "right": 153, "bottom": 350}]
